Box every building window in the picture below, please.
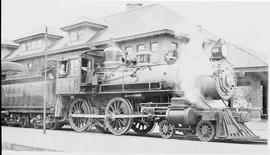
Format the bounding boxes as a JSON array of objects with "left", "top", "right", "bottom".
[
  {"left": 78, "top": 30, "right": 84, "bottom": 40},
  {"left": 26, "top": 42, "right": 32, "bottom": 51},
  {"left": 137, "top": 44, "right": 145, "bottom": 52},
  {"left": 125, "top": 46, "right": 132, "bottom": 54},
  {"left": 21, "top": 39, "right": 42, "bottom": 52},
  {"left": 32, "top": 40, "right": 37, "bottom": 49},
  {"left": 37, "top": 40, "right": 42, "bottom": 48},
  {"left": 27, "top": 61, "right": 33, "bottom": 69},
  {"left": 70, "top": 31, "right": 77, "bottom": 42},
  {"left": 69, "top": 30, "right": 84, "bottom": 42},
  {"left": 124, "top": 46, "right": 135, "bottom": 57},
  {"left": 31, "top": 39, "right": 42, "bottom": 50},
  {"left": 171, "top": 42, "right": 178, "bottom": 50},
  {"left": 21, "top": 43, "right": 26, "bottom": 52},
  {"left": 150, "top": 42, "right": 158, "bottom": 52}
]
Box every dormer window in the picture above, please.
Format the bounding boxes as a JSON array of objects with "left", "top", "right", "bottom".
[
  {"left": 32, "top": 40, "right": 42, "bottom": 49},
  {"left": 171, "top": 42, "right": 178, "bottom": 50},
  {"left": 26, "top": 42, "right": 32, "bottom": 51},
  {"left": 69, "top": 29, "right": 84, "bottom": 42},
  {"left": 21, "top": 39, "right": 42, "bottom": 52},
  {"left": 21, "top": 43, "right": 26, "bottom": 52},
  {"left": 14, "top": 25, "right": 63, "bottom": 54},
  {"left": 27, "top": 62, "right": 33, "bottom": 69}
]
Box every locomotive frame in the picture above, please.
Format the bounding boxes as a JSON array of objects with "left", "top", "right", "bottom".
[{"left": 1, "top": 45, "right": 259, "bottom": 142}]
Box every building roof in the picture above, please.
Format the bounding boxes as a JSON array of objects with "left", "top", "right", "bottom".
[
  {"left": 14, "top": 25, "right": 63, "bottom": 42},
  {"left": 199, "top": 26, "right": 219, "bottom": 42},
  {"left": 226, "top": 43, "right": 268, "bottom": 69},
  {"left": 1, "top": 39, "right": 19, "bottom": 48},
  {"left": 5, "top": 3, "right": 268, "bottom": 71},
  {"left": 61, "top": 16, "right": 107, "bottom": 31},
  {"left": 90, "top": 4, "right": 188, "bottom": 45},
  {"left": 7, "top": 4, "right": 211, "bottom": 61}
]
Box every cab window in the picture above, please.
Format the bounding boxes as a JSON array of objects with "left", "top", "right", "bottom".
[{"left": 58, "top": 61, "right": 68, "bottom": 77}]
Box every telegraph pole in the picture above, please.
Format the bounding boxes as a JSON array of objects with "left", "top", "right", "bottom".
[{"left": 43, "top": 25, "right": 48, "bottom": 134}]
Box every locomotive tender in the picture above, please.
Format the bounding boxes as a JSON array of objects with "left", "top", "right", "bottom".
[{"left": 1, "top": 39, "right": 259, "bottom": 142}]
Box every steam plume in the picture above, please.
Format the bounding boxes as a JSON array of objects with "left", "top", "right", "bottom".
[{"left": 174, "top": 23, "right": 213, "bottom": 109}]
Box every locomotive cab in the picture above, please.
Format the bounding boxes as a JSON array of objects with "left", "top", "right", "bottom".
[{"left": 55, "top": 49, "right": 103, "bottom": 94}]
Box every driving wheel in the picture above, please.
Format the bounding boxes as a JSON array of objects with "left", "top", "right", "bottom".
[
  {"left": 69, "top": 98, "right": 92, "bottom": 132},
  {"left": 132, "top": 117, "right": 155, "bottom": 135},
  {"left": 104, "top": 97, "right": 133, "bottom": 135}
]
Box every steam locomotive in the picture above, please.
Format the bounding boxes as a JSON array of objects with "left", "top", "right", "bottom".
[{"left": 1, "top": 39, "right": 259, "bottom": 142}]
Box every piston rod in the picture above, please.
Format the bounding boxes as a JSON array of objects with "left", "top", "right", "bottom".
[{"left": 70, "top": 114, "right": 165, "bottom": 119}]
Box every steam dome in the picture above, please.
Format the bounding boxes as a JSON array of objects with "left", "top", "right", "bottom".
[{"left": 103, "top": 46, "right": 123, "bottom": 68}]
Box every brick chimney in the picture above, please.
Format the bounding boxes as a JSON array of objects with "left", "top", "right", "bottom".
[{"left": 126, "top": 3, "right": 143, "bottom": 11}]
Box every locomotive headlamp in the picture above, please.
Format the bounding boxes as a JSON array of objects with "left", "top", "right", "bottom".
[{"left": 210, "top": 39, "right": 228, "bottom": 61}]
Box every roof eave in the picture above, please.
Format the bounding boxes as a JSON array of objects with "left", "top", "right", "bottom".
[
  {"left": 91, "top": 29, "right": 177, "bottom": 46},
  {"left": 234, "top": 66, "right": 268, "bottom": 72},
  {"left": 61, "top": 22, "right": 107, "bottom": 31},
  {"left": 6, "top": 44, "right": 90, "bottom": 62},
  {"left": 14, "top": 34, "right": 63, "bottom": 43},
  {"left": 1, "top": 44, "right": 19, "bottom": 48}
]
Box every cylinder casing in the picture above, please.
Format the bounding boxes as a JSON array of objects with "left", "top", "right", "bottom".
[{"left": 166, "top": 108, "right": 197, "bottom": 125}]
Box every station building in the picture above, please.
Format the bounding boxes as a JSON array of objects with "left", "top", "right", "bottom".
[{"left": 1, "top": 4, "right": 268, "bottom": 119}]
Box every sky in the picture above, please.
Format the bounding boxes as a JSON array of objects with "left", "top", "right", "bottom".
[{"left": 2, "top": 0, "right": 270, "bottom": 56}]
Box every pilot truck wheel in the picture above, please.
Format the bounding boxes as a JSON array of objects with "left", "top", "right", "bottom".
[
  {"left": 196, "top": 120, "right": 216, "bottom": 142},
  {"left": 159, "top": 120, "right": 175, "bottom": 139}
]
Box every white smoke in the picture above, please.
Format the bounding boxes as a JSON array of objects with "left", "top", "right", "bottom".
[{"left": 174, "top": 22, "right": 213, "bottom": 109}]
